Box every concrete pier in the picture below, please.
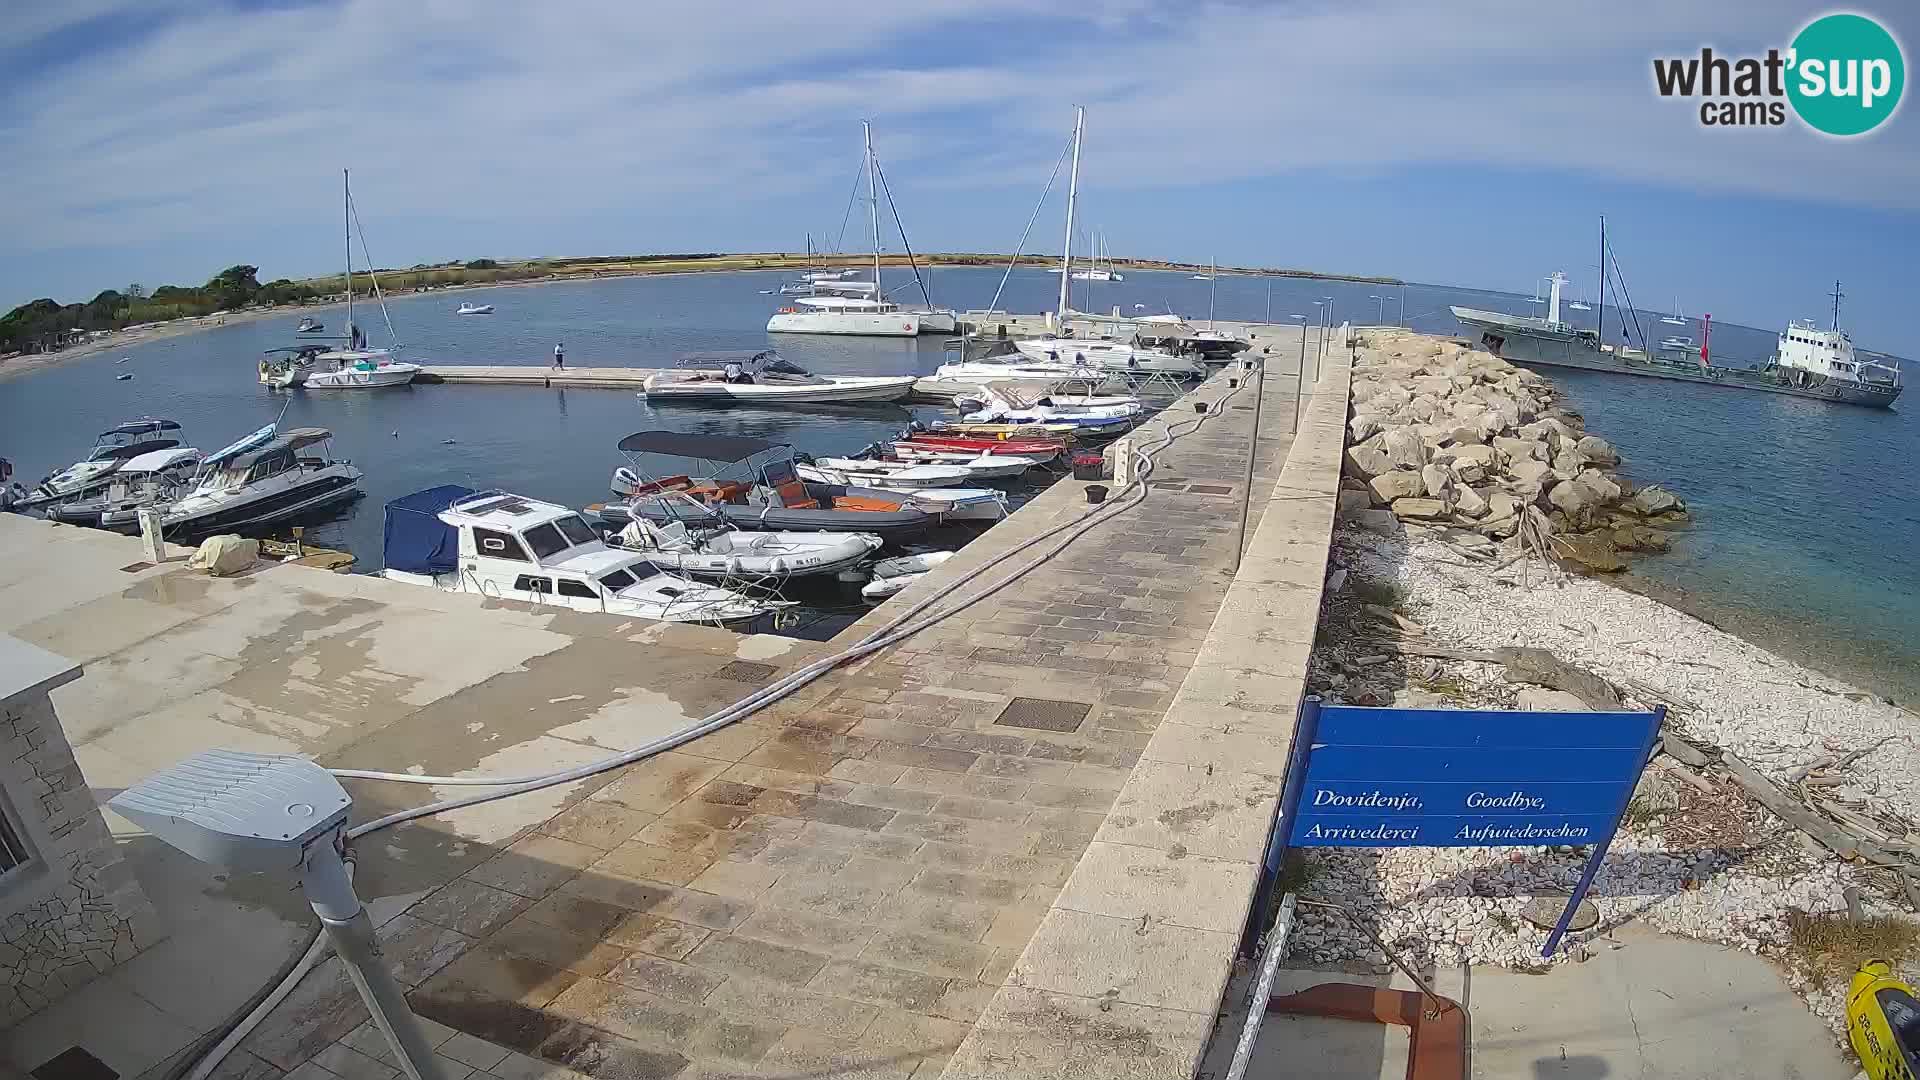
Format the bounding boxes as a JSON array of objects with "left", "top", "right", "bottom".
[
  {"left": 2, "top": 336, "right": 1353, "bottom": 1080},
  {"left": 413, "top": 366, "right": 659, "bottom": 389}
]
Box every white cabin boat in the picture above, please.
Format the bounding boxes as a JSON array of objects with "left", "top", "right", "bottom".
[
  {"left": 162, "top": 427, "right": 362, "bottom": 537},
  {"left": 767, "top": 295, "right": 920, "bottom": 337},
  {"left": 18, "top": 417, "right": 185, "bottom": 508},
  {"left": 382, "top": 486, "right": 779, "bottom": 624},
  {"left": 47, "top": 447, "right": 203, "bottom": 529},
  {"left": 642, "top": 349, "right": 914, "bottom": 403}
]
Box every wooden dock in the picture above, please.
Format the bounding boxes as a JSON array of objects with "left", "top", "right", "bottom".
[{"left": 411, "top": 365, "right": 657, "bottom": 388}]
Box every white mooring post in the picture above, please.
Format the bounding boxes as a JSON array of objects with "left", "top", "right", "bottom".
[{"left": 136, "top": 507, "right": 166, "bottom": 563}]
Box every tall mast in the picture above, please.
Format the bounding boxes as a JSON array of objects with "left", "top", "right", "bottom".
[
  {"left": 1057, "top": 106, "right": 1083, "bottom": 324},
  {"left": 1595, "top": 215, "right": 1606, "bottom": 344},
  {"left": 1831, "top": 279, "right": 1844, "bottom": 331},
  {"left": 1208, "top": 256, "right": 1217, "bottom": 329},
  {"left": 864, "top": 122, "right": 881, "bottom": 298},
  {"left": 343, "top": 169, "right": 353, "bottom": 344}
]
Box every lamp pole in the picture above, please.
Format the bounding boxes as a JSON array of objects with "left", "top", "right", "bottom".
[
  {"left": 1370, "top": 294, "right": 1384, "bottom": 324},
  {"left": 1290, "top": 314, "right": 1308, "bottom": 433}
]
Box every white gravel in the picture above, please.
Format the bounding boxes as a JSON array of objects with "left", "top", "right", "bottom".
[{"left": 1297, "top": 522, "right": 1920, "bottom": 1035}]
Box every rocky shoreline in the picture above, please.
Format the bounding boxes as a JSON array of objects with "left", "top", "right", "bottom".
[{"left": 1305, "top": 329, "right": 1920, "bottom": 1041}]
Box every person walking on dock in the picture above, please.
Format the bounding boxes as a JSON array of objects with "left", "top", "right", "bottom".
[{"left": 553, "top": 342, "right": 565, "bottom": 369}]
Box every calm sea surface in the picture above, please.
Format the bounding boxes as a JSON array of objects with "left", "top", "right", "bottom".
[{"left": 1, "top": 268, "right": 1913, "bottom": 696}]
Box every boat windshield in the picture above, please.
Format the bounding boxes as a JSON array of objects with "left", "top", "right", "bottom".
[
  {"left": 598, "top": 568, "right": 636, "bottom": 591},
  {"left": 554, "top": 515, "right": 598, "bottom": 546}
]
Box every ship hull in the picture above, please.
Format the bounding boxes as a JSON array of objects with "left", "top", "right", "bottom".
[{"left": 1452, "top": 308, "right": 1900, "bottom": 409}]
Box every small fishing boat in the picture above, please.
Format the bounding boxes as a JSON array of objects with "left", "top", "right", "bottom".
[
  {"left": 296, "top": 317, "right": 324, "bottom": 333},
  {"left": 861, "top": 551, "right": 955, "bottom": 600},
  {"left": 382, "top": 487, "right": 780, "bottom": 625},
  {"left": 797, "top": 459, "right": 972, "bottom": 489},
  {"left": 162, "top": 427, "right": 361, "bottom": 537},
  {"left": 17, "top": 418, "right": 185, "bottom": 508},
  {"left": 876, "top": 444, "right": 1045, "bottom": 477},
  {"left": 116, "top": 356, "right": 132, "bottom": 364},
  {"left": 456, "top": 302, "right": 494, "bottom": 315},
  {"left": 115, "top": 373, "right": 133, "bottom": 381},
  {"left": 959, "top": 386, "right": 1141, "bottom": 432},
  {"left": 613, "top": 517, "right": 881, "bottom": 580},
  {"left": 47, "top": 447, "right": 203, "bottom": 529},
  {"left": 906, "top": 488, "right": 1008, "bottom": 522},
  {"left": 641, "top": 350, "right": 915, "bottom": 404},
  {"left": 607, "top": 432, "right": 934, "bottom": 539},
  {"left": 897, "top": 432, "right": 1065, "bottom": 458}
]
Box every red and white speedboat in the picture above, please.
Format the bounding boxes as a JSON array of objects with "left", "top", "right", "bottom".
[{"left": 897, "top": 433, "right": 1065, "bottom": 457}]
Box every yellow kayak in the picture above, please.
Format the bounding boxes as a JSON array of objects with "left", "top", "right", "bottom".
[{"left": 1847, "top": 961, "right": 1920, "bottom": 1079}]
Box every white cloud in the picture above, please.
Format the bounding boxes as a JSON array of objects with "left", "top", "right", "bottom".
[{"left": 0, "top": 0, "right": 1914, "bottom": 279}]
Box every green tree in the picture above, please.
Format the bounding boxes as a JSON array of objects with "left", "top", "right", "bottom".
[
  {"left": 204, "top": 264, "right": 261, "bottom": 310},
  {"left": 464, "top": 258, "right": 499, "bottom": 270}
]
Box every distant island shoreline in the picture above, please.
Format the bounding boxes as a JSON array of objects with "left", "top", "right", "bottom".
[{"left": 0, "top": 252, "right": 1403, "bottom": 380}]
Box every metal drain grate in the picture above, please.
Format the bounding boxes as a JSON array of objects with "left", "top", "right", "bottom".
[
  {"left": 33, "top": 1048, "right": 117, "bottom": 1080},
  {"left": 994, "top": 697, "right": 1092, "bottom": 733},
  {"left": 118, "top": 562, "right": 153, "bottom": 573},
  {"left": 713, "top": 660, "right": 778, "bottom": 683},
  {"left": 1187, "top": 484, "right": 1235, "bottom": 496}
]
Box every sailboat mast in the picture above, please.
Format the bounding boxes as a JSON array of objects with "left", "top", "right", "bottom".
[
  {"left": 343, "top": 169, "right": 353, "bottom": 342},
  {"left": 1595, "top": 215, "right": 1606, "bottom": 344},
  {"left": 864, "top": 122, "right": 881, "bottom": 298},
  {"left": 1057, "top": 106, "right": 1083, "bottom": 324},
  {"left": 1207, "top": 256, "right": 1217, "bottom": 329}
]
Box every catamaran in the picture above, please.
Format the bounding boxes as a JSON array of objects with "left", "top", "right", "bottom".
[{"left": 767, "top": 124, "right": 956, "bottom": 337}]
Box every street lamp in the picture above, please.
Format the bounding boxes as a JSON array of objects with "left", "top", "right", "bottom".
[
  {"left": 1264, "top": 277, "right": 1274, "bottom": 323},
  {"left": 1292, "top": 312, "right": 1310, "bottom": 430},
  {"left": 1369, "top": 294, "right": 1385, "bottom": 324}
]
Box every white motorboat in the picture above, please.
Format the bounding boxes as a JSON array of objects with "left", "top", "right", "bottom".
[
  {"left": 47, "top": 447, "right": 203, "bottom": 529},
  {"left": 1658, "top": 336, "right": 1696, "bottom": 352},
  {"left": 960, "top": 386, "right": 1141, "bottom": 430},
  {"left": 456, "top": 302, "right": 494, "bottom": 315},
  {"left": 796, "top": 460, "right": 971, "bottom": 489},
  {"left": 778, "top": 282, "right": 814, "bottom": 295},
  {"left": 17, "top": 417, "right": 185, "bottom": 508},
  {"left": 296, "top": 317, "right": 324, "bottom": 333},
  {"left": 1191, "top": 274, "right": 1213, "bottom": 281},
  {"left": 382, "top": 487, "right": 781, "bottom": 625},
  {"left": 614, "top": 517, "right": 881, "bottom": 580},
  {"left": 861, "top": 552, "right": 955, "bottom": 600},
  {"left": 1012, "top": 337, "right": 1201, "bottom": 376},
  {"left": 162, "top": 427, "right": 362, "bottom": 537},
  {"left": 641, "top": 349, "right": 914, "bottom": 403},
  {"left": 906, "top": 488, "right": 1008, "bottom": 522},
  {"left": 885, "top": 445, "right": 1048, "bottom": 475}
]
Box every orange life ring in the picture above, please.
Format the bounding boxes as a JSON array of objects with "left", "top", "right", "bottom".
[{"left": 778, "top": 307, "right": 797, "bottom": 314}]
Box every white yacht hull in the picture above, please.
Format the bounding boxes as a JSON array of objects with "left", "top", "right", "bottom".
[
  {"left": 912, "top": 311, "right": 958, "bottom": 334},
  {"left": 641, "top": 375, "right": 915, "bottom": 403},
  {"left": 767, "top": 310, "right": 920, "bottom": 336},
  {"left": 162, "top": 465, "right": 363, "bottom": 536},
  {"left": 299, "top": 364, "right": 421, "bottom": 389}
]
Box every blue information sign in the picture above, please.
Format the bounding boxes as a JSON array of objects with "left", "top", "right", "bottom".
[{"left": 1265, "top": 699, "right": 1664, "bottom": 957}]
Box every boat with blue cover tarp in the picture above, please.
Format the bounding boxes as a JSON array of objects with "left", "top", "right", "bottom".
[{"left": 380, "top": 485, "right": 785, "bottom": 625}]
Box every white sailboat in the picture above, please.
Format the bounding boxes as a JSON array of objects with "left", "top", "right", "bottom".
[
  {"left": 1070, "top": 230, "right": 1123, "bottom": 281},
  {"left": 1661, "top": 298, "right": 1688, "bottom": 326},
  {"left": 767, "top": 123, "right": 951, "bottom": 337},
  {"left": 265, "top": 170, "right": 421, "bottom": 389}
]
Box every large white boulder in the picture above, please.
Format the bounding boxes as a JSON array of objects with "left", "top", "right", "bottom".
[
  {"left": 1575, "top": 435, "right": 1620, "bottom": 465},
  {"left": 1420, "top": 464, "right": 1456, "bottom": 507},
  {"left": 1382, "top": 428, "right": 1428, "bottom": 470},
  {"left": 1369, "top": 470, "right": 1424, "bottom": 504}
]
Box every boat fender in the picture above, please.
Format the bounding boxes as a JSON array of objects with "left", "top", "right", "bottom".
[{"left": 769, "top": 556, "right": 786, "bottom": 576}]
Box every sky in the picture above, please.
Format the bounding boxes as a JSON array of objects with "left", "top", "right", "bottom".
[{"left": 2, "top": 1, "right": 1917, "bottom": 353}]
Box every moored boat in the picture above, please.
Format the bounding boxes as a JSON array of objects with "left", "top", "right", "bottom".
[
  {"left": 641, "top": 350, "right": 914, "bottom": 404},
  {"left": 48, "top": 447, "right": 203, "bottom": 529},
  {"left": 608, "top": 431, "right": 934, "bottom": 539},
  {"left": 613, "top": 517, "right": 882, "bottom": 580},
  {"left": 382, "top": 486, "right": 780, "bottom": 625},
  {"left": 162, "top": 427, "right": 362, "bottom": 537},
  {"left": 16, "top": 418, "right": 184, "bottom": 508},
  {"left": 861, "top": 551, "right": 955, "bottom": 600},
  {"left": 456, "top": 302, "right": 494, "bottom": 315}
]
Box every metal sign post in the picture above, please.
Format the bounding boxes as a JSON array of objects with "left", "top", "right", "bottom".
[{"left": 1255, "top": 698, "right": 1664, "bottom": 958}]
